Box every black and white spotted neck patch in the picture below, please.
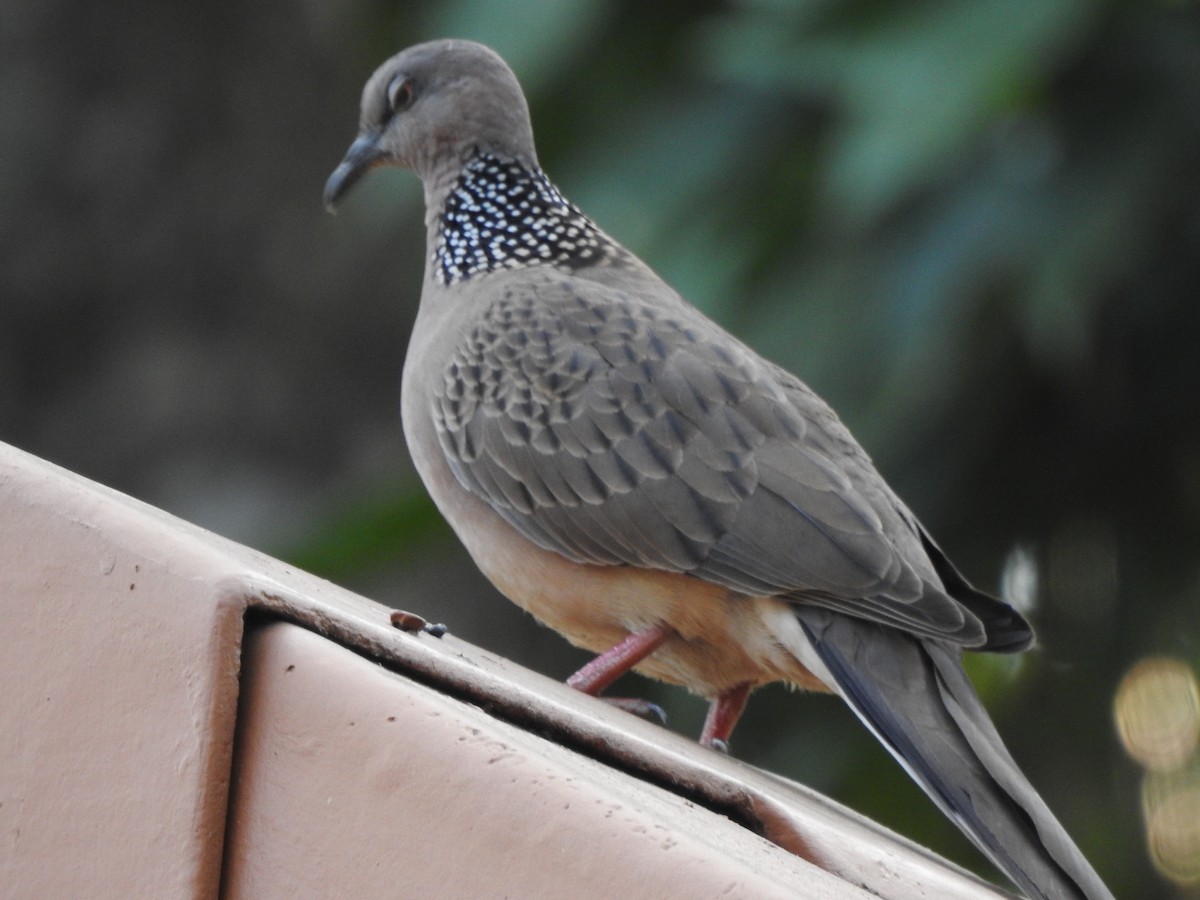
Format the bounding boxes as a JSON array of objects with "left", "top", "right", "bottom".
[{"left": 434, "top": 152, "right": 615, "bottom": 284}]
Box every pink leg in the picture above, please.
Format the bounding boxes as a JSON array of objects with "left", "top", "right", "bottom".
[
  {"left": 567, "top": 624, "right": 673, "bottom": 695},
  {"left": 700, "top": 682, "right": 753, "bottom": 750}
]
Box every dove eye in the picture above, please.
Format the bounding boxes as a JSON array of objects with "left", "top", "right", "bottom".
[{"left": 387, "top": 76, "right": 416, "bottom": 114}]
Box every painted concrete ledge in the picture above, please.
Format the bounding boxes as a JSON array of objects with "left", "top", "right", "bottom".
[{"left": 0, "top": 440, "right": 1013, "bottom": 898}]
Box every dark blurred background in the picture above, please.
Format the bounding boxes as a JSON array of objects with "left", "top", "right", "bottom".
[{"left": 4, "top": 0, "right": 1199, "bottom": 894}]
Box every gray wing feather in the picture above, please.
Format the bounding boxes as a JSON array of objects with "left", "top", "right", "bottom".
[{"left": 433, "top": 280, "right": 985, "bottom": 645}]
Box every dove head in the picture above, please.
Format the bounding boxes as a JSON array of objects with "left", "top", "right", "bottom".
[{"left": 324, "top": 40, "right": 537, "bottom": 211}]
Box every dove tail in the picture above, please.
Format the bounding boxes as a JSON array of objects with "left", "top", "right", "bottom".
[{"left": 796, "top": 610, "right": 1112, "bottom": 900}]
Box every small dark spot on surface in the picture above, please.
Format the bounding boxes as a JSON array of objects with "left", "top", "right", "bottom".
[
  {"left": 387, "top": 716, "right": 396, "bottom": 722},
  {"left": 129, "top": 583, "right": 135, "bottom": 591},
  {"left": 390, "top": 609, "right": 427, "bottom": 632},
  {"left": 285, "top": 664, "right": 295, "bottom": 673}
]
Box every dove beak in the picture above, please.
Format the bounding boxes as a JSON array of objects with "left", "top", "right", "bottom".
[{"left": 324, "top": 132, "right": 386, "bottom": 212}]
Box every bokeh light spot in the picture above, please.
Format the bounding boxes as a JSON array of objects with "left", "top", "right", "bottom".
[
  {"left": 1115, "top": 657, "right": 1200, "bottom": 772},
  {"left": 1142, "top": 764, "right": 1200, "bottom": 885}
]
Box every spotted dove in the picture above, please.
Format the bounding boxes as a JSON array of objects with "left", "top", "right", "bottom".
[{"left": 324, "top": 39, "right": 1112, "bottom": 900}]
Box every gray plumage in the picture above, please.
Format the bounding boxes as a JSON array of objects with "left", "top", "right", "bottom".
[
  {"left": 435, "top": 274, "right": 1006, "bottom": 643},
  {"left": 325, "top": 39, "right": 1113, "bottom": 900}
]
